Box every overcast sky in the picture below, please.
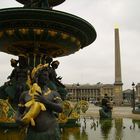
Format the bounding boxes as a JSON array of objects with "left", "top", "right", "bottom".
[{"left": 0, "top": 0, "right": 140, "bottom": 90}]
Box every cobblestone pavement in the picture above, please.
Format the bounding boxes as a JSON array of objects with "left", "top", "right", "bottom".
[{"left": 81, "top": 103, "right": 140, "bottom": 119}]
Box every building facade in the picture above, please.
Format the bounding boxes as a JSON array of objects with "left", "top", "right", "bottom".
[
  {"left": 136, "top": 83, "right": 140, "bottom": 101},
  {"left": 65, "top": 83, "right": 114, "bottom": 102},
  {"left": 66, "top": 83, "right": 140, "bottom": 105}
]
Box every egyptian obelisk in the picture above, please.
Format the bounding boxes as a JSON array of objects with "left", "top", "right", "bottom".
[{"left": 114, "top": 27, "right": 123, "bottom": 106}]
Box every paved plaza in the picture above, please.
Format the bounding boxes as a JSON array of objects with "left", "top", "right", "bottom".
[{"left": 82, "top": 104, "right": 140, "bottom": 119}]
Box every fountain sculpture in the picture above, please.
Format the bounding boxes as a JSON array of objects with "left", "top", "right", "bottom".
[{"left": 0, "top": 0, "right": 96, "bottom": 139}]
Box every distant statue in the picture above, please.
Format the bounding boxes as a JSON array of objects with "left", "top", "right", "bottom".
[
  {"left": 101, "top": 94, "right": 110, "bottom": 110},
  {"left": 99, "top": 94, "right": 112, "bottom": 119},
  {"left": 16, "top": 64, "right": 62, "bottom": 140}
]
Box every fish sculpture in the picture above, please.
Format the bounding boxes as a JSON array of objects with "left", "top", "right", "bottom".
[{"left": 21, "top": 83, "right": 46, "bottom": 126}]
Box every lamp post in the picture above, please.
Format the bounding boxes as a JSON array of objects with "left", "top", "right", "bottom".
[
  {"left": 132, "top": 82, "right": 135, "bottom": 112},
  {"left": 76, "top": 83, "right": 80, "bottom": 102}
]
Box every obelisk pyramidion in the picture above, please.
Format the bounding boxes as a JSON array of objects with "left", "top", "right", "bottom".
[{"left": 114, "top": 27, "right": 123, "bottom": 106}]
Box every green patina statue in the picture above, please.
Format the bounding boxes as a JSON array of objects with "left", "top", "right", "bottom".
[
  {"left": 0, "top": 56, "right": 29, "bottom": 109},
  {"left": 99, "top": 94, "right": 113, "bottom": 119}
]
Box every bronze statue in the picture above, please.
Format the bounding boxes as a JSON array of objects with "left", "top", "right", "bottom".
[
  {"left": 0, "top": 0, "right": 97, "bottom": 138},
  {"left": 0, "top": 58, "right": 18, "bottom": 101},
  {"left": 16, "top": 64, "right": 62, "bottom": 140},
  {"left": 7, "top": 58, "right": 19, "bottom": 80},
  {"left": 0, "top": 56, "right": 30, "bottom": 109},
  {"left": 99, "top": 94, "right": 113, "bottom": 119}
]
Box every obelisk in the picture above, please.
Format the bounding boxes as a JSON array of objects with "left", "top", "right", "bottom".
[{"left": 114, "top": 27, "right": 123, "bottom": 106}]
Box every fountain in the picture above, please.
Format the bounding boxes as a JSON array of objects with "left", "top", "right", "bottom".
[
  {"left": 61, "top": 118, "right": 140, "bottom": 140},
  {"left": 0, "top": 0, "right": 96, "bottom": 139}
]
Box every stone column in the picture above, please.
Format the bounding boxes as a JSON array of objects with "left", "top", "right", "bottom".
[{"left": 114, "top": 27, "right": 123, "bottom": 106}]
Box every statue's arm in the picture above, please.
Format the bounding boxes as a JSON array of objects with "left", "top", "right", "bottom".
[
  {"left": 34, "top": 92, "right": 63, "bottom": 113},
  {"left": 45, "top": 99, "right": 62, "bottom": 113}
]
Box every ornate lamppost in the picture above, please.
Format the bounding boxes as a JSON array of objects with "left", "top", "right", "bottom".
[
  {"left": 132, "top": 82, "right": 135, "bottom": 112},
  {"left": 76, "top": 83, "right": 80, "bottom": 102}
]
